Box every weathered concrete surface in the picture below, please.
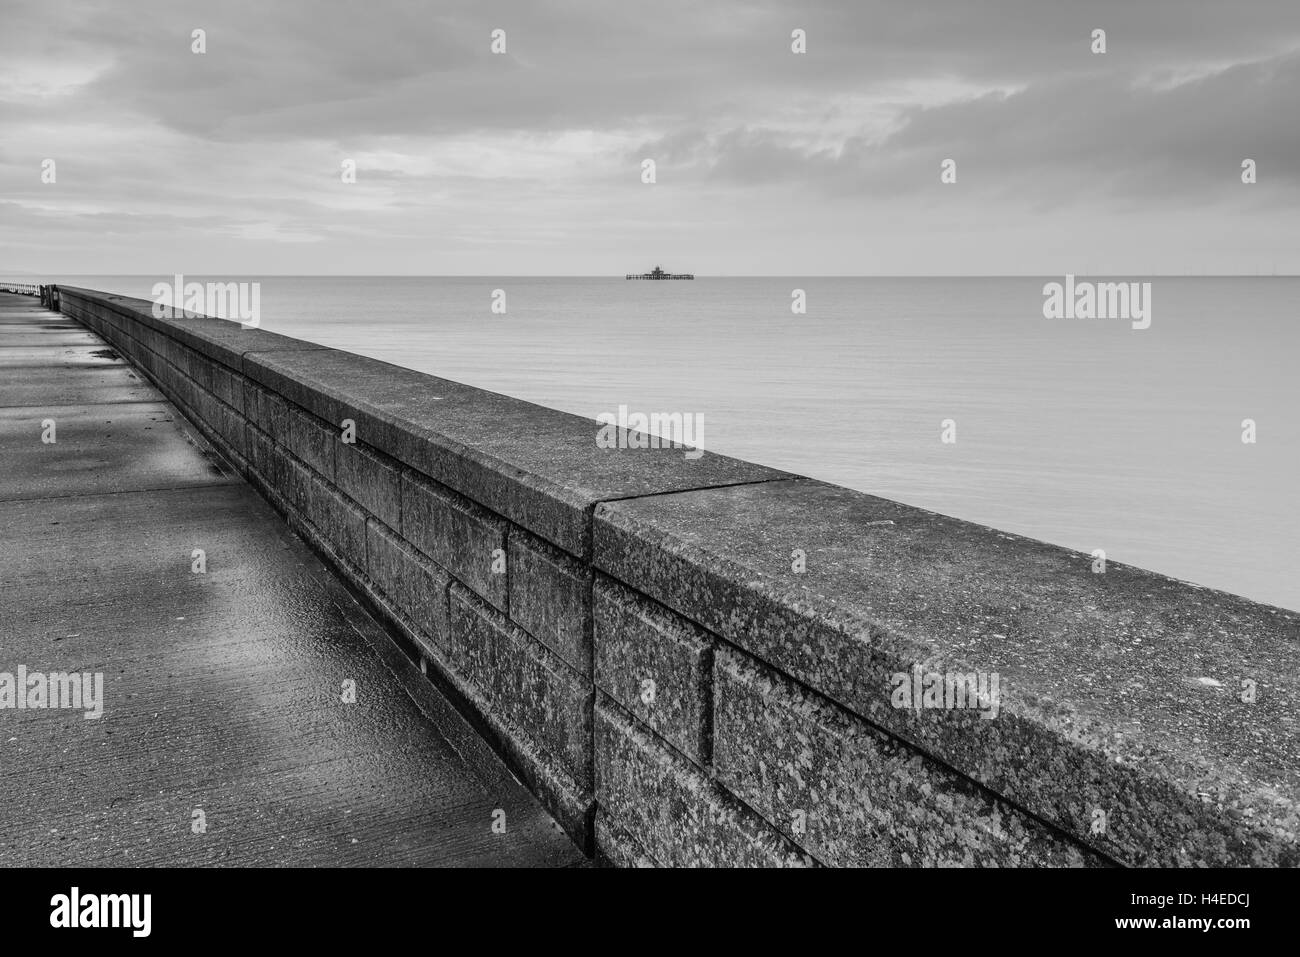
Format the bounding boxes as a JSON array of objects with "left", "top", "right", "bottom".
[
  {"left": 0, "top": 292, "right": 585, "bottom": 867},
  {"left": 713, "top": 646, "right": 1102, "bottom": 867},
  {"left": 0, "top": 402, "right": 230, "bottom": 502},
  {"left": 509, "top": 530, "right": 593, "bottom": 676},
  {"left": 594, "top": 695, "right": 815, "bottom": 868},
  {"left": 55, "top": 288, "right": 328, "bottom": 366},
  {"left": 240, "top": 346, "right": 794, "bottom": 557},
  {"left": 594, "top": 577, "right": 712, "bottom": 766},
  {"left": 595, "top": 479, "right": 1300, "bottom": 867},
  {"left": 0, "top": 361, "right": 153, "bottom": 408},
  {"left": 449, "top": 587, "right": 594, "bottom": 792},
  {"left": 61, "top": 289, "right": 796, "bottom": 557}
]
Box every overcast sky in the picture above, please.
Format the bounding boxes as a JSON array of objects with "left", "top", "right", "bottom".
[{"left": 2, "top": 0, "right": 1298, "bottom": 275}]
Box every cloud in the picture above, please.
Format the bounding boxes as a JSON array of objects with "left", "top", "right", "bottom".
[{"left": 2, "top": 0, "right": 1299, "bottom": 274}]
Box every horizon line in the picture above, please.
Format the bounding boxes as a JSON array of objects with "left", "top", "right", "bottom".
[{"left": 4, "top": 273, "right": 1298, "bottom": 280}]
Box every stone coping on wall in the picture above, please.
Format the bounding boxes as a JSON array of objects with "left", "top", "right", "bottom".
[{"left": 594, "top": 480, "right": 1300, "bottom": 865}]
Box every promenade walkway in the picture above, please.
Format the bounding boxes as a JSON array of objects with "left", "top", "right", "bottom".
[{"left": 0, "top": 291, "right": 584, "bottom": 867}]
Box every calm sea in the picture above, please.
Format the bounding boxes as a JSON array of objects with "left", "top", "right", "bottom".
[{"left": 45, "top": 276, "right": 1300, "bottom": 612}]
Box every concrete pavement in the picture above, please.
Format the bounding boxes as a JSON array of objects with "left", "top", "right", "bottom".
[{"left": 0, "top": 291, "right": 585, "bottom": 867}]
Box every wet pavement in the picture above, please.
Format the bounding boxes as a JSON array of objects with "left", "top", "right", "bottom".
[{"left": 0, "top": 292, "right": 585, "bottom": 867}]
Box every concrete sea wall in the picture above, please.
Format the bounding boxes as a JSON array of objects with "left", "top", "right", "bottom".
[{"left": 52, "top": 285, "right": 1299, "bottom": 867}]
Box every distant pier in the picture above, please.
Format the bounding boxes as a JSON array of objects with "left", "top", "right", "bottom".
[{"left": 625, "top": 265, "right": 693, "bottom": 279}]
